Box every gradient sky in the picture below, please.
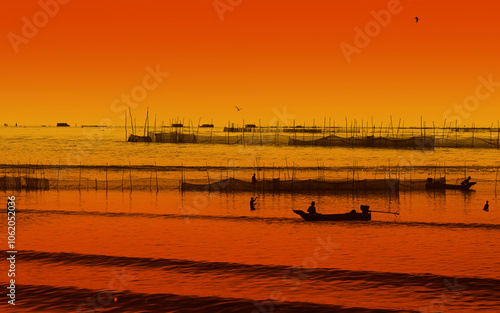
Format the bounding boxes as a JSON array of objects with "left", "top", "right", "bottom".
[{"left": 1, "top": 0, "right": 499, "bottom": 127}]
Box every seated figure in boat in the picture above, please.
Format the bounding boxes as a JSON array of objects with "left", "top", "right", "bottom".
[
  {"left": 360, "top": 205, "right": 370, "bottom": 215},
  {"left": 461, "top": 176, "right": 471, "bottom": 186},
  {"left": 307, "top": 201, "right": 317, "bottom": 214}
]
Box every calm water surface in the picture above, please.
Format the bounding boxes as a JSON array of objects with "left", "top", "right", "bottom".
[{"left": 0, "top": 127, "right": 499, "bottom": 312}]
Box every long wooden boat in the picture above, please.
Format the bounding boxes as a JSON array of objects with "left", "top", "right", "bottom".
[
  {"left": 128, "top": 134, "right": 152, "bottom": 142},
  {"left": 293, "top": 210, "right": 371, "bottom": 221},
  {"left": 425, "top": 181, "right": 476, "bottom": 190}
]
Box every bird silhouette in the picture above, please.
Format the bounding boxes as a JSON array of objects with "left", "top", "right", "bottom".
[
  {"left": 415, "top": 16, "right": 419, "bottom": 23},
  {"left": 235, "top": 106, "right": 243, "bottom": 111}
]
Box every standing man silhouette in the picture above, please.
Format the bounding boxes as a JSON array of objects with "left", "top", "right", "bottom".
[{"left": 250, "top": 197, "right": 258, "bottom": 210}]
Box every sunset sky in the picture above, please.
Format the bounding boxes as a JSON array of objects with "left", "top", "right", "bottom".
[{"left": 1, "top": 0, "right": 499, "bottom": 127}]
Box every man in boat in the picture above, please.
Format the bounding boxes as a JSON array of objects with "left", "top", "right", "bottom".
[
  {"left": 307, "top": 201, "right": 317, "bottom": 215},
  {"left": 461, "top": 176, "right": 472, "bottom": 186},
  {"left": 250, "top": 197, "right": 257, "bottom": 210},
  {"left": 360, "top": 205, "right": 370, "bottom": 215},
  {"left": 483, "top": 201, "right": 489, "bottom": 212},
  {"left": 252, "top": 173, "right": 257, "bottom": 185}
]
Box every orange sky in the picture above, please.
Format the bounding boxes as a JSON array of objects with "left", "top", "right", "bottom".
[{"left": 1, "top": 0, "right": 499, "bottom": 127}]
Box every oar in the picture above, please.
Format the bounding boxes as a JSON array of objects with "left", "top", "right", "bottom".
[{"left": 369, "top": 210, "right": 399, "bottom": 216}]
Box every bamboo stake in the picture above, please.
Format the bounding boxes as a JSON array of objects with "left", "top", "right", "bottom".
[
  {"left": 312, "top": 119, "right": 315, "bottom": 144},
  {"left": 242, "top": 119, "right": 245, "bottom": 146},
  {"left": 106, "top": 163, "right": 108, "bottom": 193},
  {"left": 495, "top": 167, "right": 498, "bottom": 195},
  {"left": 197, "top": 117, "right": 201, "bottom": 139},
  {"left": 472, "top": 123, "right": 475, "bottom": 147},
  {"left": 206, "top": 162, "right": 210, "bottom": 193},
  {"left": 129, "top": 108, "right": 134, "bottom": 135},
  {"left": 150, "top": 166, "right": 152, "bottom": 192},
  {"left": 57, "top": 161, "right": 60, "bottom": 191},
  {"left": 210, "top": 119, "right": 214, "bottom": 144},
  {"left": 259, "top": 119, "right": 262, "bottom": 145},
  {"left": 155, "top": 162, "right": 159, "bottom": 193},
  {"left": 79, "top": 162, "right": 82, "bottom": 192},
  {"left": 276, "top": 121, "right": 279, "bottom": 145},
  {"left": 129, "top": 162, "right": 132, "bottom": 193},
  {"left": 497, "top": 120, "right": 499, "bottom": 149}
]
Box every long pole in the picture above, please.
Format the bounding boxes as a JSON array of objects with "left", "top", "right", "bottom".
[
  {"left": 242, "top": 119, "right": 245, "bottom": 146},
  {"left": 125, "top": 111, "right": 128, "bottom": 141},
  {"left": 259, "top": 119, "right": 262, "bottom": 146},
  {"left": 150, "top": 166, "right": 152, "bottom": 192},
  {"left": 369, "top": 210, "right": 399, "bottom": 216},
  {"left": 79, "top": 162, "right": 82, "bottom": 192},
  {"left": 155, "top": 162, "right": 159, "bottom": 193},
  {"left": 129, "top": 108, "right": 134, "bottom": 136},
  {"left": 57, "top": 161, "right": 60, "bottom": 191},
  {"left": 495, "top": 167, "right": 498, "bottom": 195},
  {"left": 106, "top": 163, "right": 108, "bottom": 193},
  {"left": 129, "top": 162, "right": 133, "bottom": 193}
]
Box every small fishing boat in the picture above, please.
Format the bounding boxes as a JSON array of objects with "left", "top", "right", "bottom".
[
  {"left": 127, "top": 134, "right": 152, "bottom": 142},
  {"left": 425, "top": 178, "right": 476, "bottom": 191},
  {"left": 293, "top": 209, "right": 371, "bottom": 221}
]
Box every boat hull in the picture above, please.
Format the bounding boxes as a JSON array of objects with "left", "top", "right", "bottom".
[
  {"left": 425, "top": 182, "right": 476, "bottom": 190},
  {"left": 293, "top": 210, "right": 371, "bottom": 221},
  {"left": 128, "top": 134, "right": 152, "bottom": 142}
]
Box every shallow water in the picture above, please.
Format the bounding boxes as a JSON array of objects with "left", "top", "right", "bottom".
[
  {"left": 1, "top": 189, "right": 499, "bottom": 312},
  {"left": 1, "top": 127, "right": 499, "bottom": 312}
]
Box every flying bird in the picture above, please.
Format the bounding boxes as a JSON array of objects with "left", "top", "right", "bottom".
[
  {"left": 415, "top": 16, "right": 419, "bottom": 23},
  {"left": 235, "top": 106, "right": 243, "bottom": 111}
]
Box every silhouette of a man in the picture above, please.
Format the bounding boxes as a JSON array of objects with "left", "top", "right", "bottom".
[
  {"left": 252, "top": 173, "right": 257, "bottom": 185},
  {"left": 250, "top": 197, "right": 257, "bottom": 210},
  {"left": 461, "top": 176, "right": 471, "bottom": 186},
  {"left": 307, "top": 201, "right": 317, "bottom": 215},
  {"left": 483, "top": 201, "right": 489, "bottom": 212}
]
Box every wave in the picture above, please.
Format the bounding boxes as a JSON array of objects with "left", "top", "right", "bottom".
[
  {"left": 19, "top": 208, "right": 500, "bottom": 229},
  {"left": 0, "top": 284, "right": 422, "bottom": 312},
  {"left": 7, "top": 250, "right": 500, "bottom": 293}
]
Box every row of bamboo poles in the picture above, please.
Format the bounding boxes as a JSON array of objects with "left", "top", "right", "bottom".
[
  {"left": 126, "top": 111, "right": 500, "bottom": 148},
  {"left": 2, "top": 162, "right": 499, "bottom": 195}
]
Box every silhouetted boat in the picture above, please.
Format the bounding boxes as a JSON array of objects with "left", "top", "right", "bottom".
[
  {"left": 57, "top": 123, "right": 70, "bottom": 127},
  {"left": 425, "top": 181, "right": 476, "bottom": 190},
  {"left": 293, "top": 210, "right": 371, "bottom": 221},
  {"left": 128, "top": 134, "right": 152, "bottom": 142}
]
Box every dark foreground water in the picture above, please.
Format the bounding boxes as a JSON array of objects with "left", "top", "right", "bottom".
[{"left": 0, "top": 189, "right": 499, "bottom": 312}]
